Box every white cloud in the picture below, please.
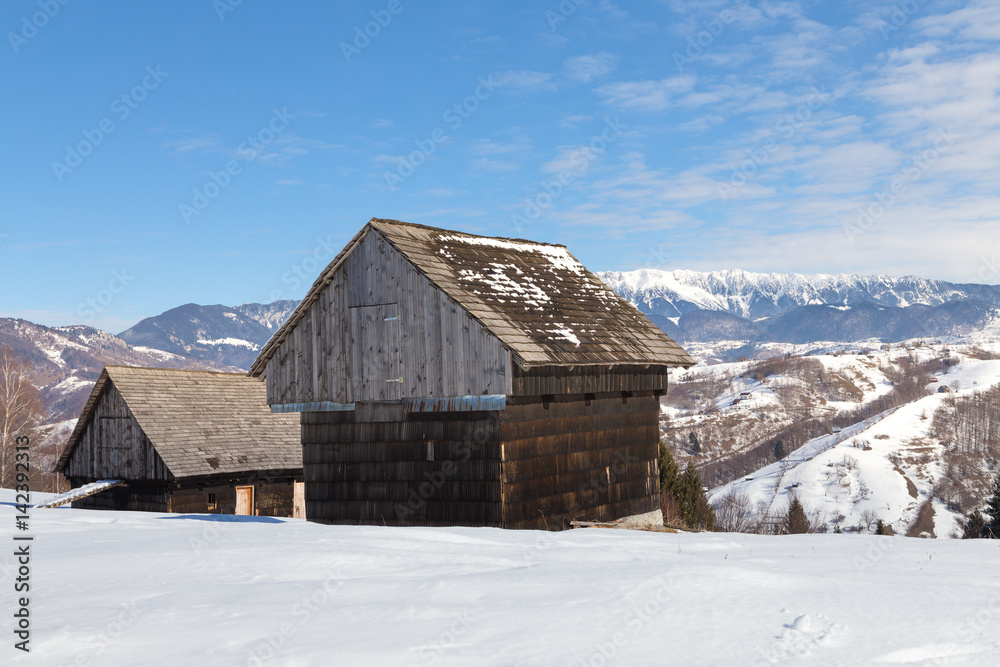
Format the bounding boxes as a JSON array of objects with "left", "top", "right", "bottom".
[
  {"left": 563, "top": 53, "right": 619, "bottom": 82},
  {"left": 494, "top": 70, "right": 554, "bottom": 91},
  {"left": 595, "top": 75, "right": 697, "bottom": 111}
]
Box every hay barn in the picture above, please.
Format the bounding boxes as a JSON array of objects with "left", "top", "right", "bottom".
[
  {"left": 56, "top": 366, "right": 304, "bottom": 517},
  {"left": 250, "top": 218, "right": 694, "bottom": 529}
]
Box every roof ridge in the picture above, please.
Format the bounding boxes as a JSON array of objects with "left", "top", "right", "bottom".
[
  {"left": 370, "top": 217, "right": 567, "bottom": 249},
  {"left": 106, "top": 365, "right": 249, "bottom": 377}
]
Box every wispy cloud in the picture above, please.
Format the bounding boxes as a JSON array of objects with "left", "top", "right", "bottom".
[
  {"left": 563, "top": 53, "right": 619, "bottom": 82},
  {"left": 595, "top": 75, "right": 697, "bottom": 111}
]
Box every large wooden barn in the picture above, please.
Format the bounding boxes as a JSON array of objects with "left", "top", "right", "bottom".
[
  {"left": 56, "top": 366, "right": 304, "bottom": 517},
  {"left": 249, "top": 218, "right": 695, "bottom": 529}
]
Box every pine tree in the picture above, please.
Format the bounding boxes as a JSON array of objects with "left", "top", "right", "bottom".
[
  {"left": 783, "top": 496, "right": 810, "bottom": 534},
  {"left": 963, "top": 509, "right": 987, "bottom": 539},
  {"left": 657, "top": 442, "right": 714, "bottom": 531},
  {"left": 984, "top": 472, "right": 1000, "bottom": 538},
  {"left": 679, "top": 462, "right": 715, "bottom": 530},
  {"left": 658, "top": 440, "right": 679, "bottom": 493},
  {"left": 773, "top": 440, "right": 786, "bottom": 460},
  {"left": 688, "top": 431, "right": 701, "bottom": 454}
]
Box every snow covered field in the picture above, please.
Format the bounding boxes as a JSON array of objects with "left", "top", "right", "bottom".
[{"left": 4, "top": 500, "right": 1000, "bottom": 666}]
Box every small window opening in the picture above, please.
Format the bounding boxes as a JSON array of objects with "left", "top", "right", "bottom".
[{"left": 207, "top": 493, "right": 217, "bottom": 510}]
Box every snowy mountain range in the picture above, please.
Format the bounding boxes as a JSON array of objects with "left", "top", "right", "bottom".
[
  {"left": 117, "top": 300, "right": 298, "bottom": 369},
  {"left": 8, "top": 270, "right": 1000, "bottom": 427},
  {"left": 598, "top": 269, "right": 1000, "bottom": 345},
  {"left": 0, "top": 318, "right": 239, "bottom": 423}
]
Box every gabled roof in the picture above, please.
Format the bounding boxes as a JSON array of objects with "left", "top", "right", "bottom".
[
  {"left": 250, "top": 218, "right": 694, "bottom": 376},
  {"left": 57, "top": 366, "right": 301, "bottom": 478}
]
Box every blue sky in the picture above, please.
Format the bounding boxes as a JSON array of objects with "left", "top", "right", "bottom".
[{"left": 2, "top": 0, "right": 999, "bottom": 332}]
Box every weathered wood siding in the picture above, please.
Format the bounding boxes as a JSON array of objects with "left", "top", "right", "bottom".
[
  {"left": 70, "top": 482, "right": 169, "bottom": 512},
  {"left": 500, "top": 392, "right": 662, "bottom": 530},
  {"left": 301, "top": 410, "right": 503, "bottom": 526},
  {"left": 511, "top": 365, "right": 670, "bottom": 397},
  {"left": 62, "top": 383, "right": 172, "bottom": 482},
  {"left": 265, "top": 229, "right": 513, "bottom": 406}
]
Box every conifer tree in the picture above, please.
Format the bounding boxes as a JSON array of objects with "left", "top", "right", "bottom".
[
  {"left": 687, "top": 431, "right": 701, "bottom": 454},
  {"left": 783, "top": 496, "right": 810, "bottom": 534},
  {"left": 984, "top": 472, "right": 1000, "bottom": 539},
  {"left": 963, "top": 509, "right": 987, "bottom": 539},
  {"left": 773, "top": 440, "right": 786, "bottom": 460},
  {"left": 657, "top": 442, "right": 714, "bottom": 530}
]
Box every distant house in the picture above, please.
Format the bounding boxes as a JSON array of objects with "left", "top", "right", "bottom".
[
  {"left": 249, "top": 218, "right": 695, "bottom": 529},
  {"left": 56, "top": 366, "right": 303, "bottom": 517}
]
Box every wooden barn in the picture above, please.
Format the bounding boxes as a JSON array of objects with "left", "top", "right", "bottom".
[
  {"left": 56, "top": 366, "right": 304, "bottom": 517},
  {"left": 249, "top": 218, "right": 695, "bottom": 529}
]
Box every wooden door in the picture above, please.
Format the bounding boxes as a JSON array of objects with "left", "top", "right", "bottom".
[
  {"left": 348, "top": 303, "right": 402, "bottom": 402},
  {"left": 293, "top": 481, "right": 306, "bottom": 519},
  {"left": 235, "top": 486, "right": 254, "bottom": 515}
]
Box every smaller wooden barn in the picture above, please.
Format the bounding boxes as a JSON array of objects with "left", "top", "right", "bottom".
[{"left": 56, "top": 366, "right": 304, "bottom": 517}]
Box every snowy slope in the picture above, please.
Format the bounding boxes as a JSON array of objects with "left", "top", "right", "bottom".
[
  {"left": 4, "top": 504, "right": 1000, "bottom": 665},
  {"left": 708, "top": 356, "right": 1000, "bottom": 538}
]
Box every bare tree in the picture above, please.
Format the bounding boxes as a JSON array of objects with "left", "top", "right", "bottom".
[
  {"left": 0, "top": 346, "right": 45, "bottom": 488},
  {"left": 712, "top": 487, "right": 756, "bottom": 533},
  {"left": 859, "top": 508, "right": 880, "bottom": 533}
]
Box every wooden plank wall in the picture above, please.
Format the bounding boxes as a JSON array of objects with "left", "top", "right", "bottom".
[
  {"left": 500, "top": 392, "right": 662, "bottom": 530},
  {"left": 169, "top": 481, "right": 295, "bottom": 517},
  {"left": 511, "top": 364, "right": 670, "bottom": 397},
  {"left": 301, "top": 410, "right": 503, "bottom": 526},
  {"left": 265, "top": 230, "right": 513, "bottom": 406},
  {"left": 62, "top": 383, "right": 172, "bottom": 482}
]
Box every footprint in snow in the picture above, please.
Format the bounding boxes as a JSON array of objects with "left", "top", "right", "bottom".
[{"left": 752, "top": 613, "right": 847, "bottom": 665}]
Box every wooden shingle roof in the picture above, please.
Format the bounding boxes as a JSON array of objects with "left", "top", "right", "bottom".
[
  {"left": 57, "top": 366, "right": 301, "bottom": 478},
  {"left": 250, "top": 218, "right": 694, "bottom": 376}
]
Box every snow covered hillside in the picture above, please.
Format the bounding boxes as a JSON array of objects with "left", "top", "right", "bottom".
[
  {"left": 4, "top": 500, "right": 1000, "bottom": 666},
  {"left": 664, "top": 342, "right": 1000, "bottom": 537}
]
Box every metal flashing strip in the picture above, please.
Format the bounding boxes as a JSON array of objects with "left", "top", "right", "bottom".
[{"left": 270, "top": 402, "right": 356, "bottom": 413}]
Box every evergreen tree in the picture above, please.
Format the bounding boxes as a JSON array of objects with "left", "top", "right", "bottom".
[
  {"left": 783, "top": 496, "right": 810, "bottom": 534},
  {"left": 657, "top": 442, "right": 714, "bottom": 531},
  {"left": 658, "top": 440, "right": 679, "bottom": 494},
  {"left": 679, "top": 462, "right": 715, "bottom": 530},
  {"left": 773, "top": 440, "right": 786, "bottom": 460},
  {"left": 687, "top": 431, "right": 701, "bottom": 454},
  {"left": 963, "top": 509, "right": 987, "bottom": 539},
  {"left": 984, "top": 472, "right": 1000, "bottom": 538}
]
